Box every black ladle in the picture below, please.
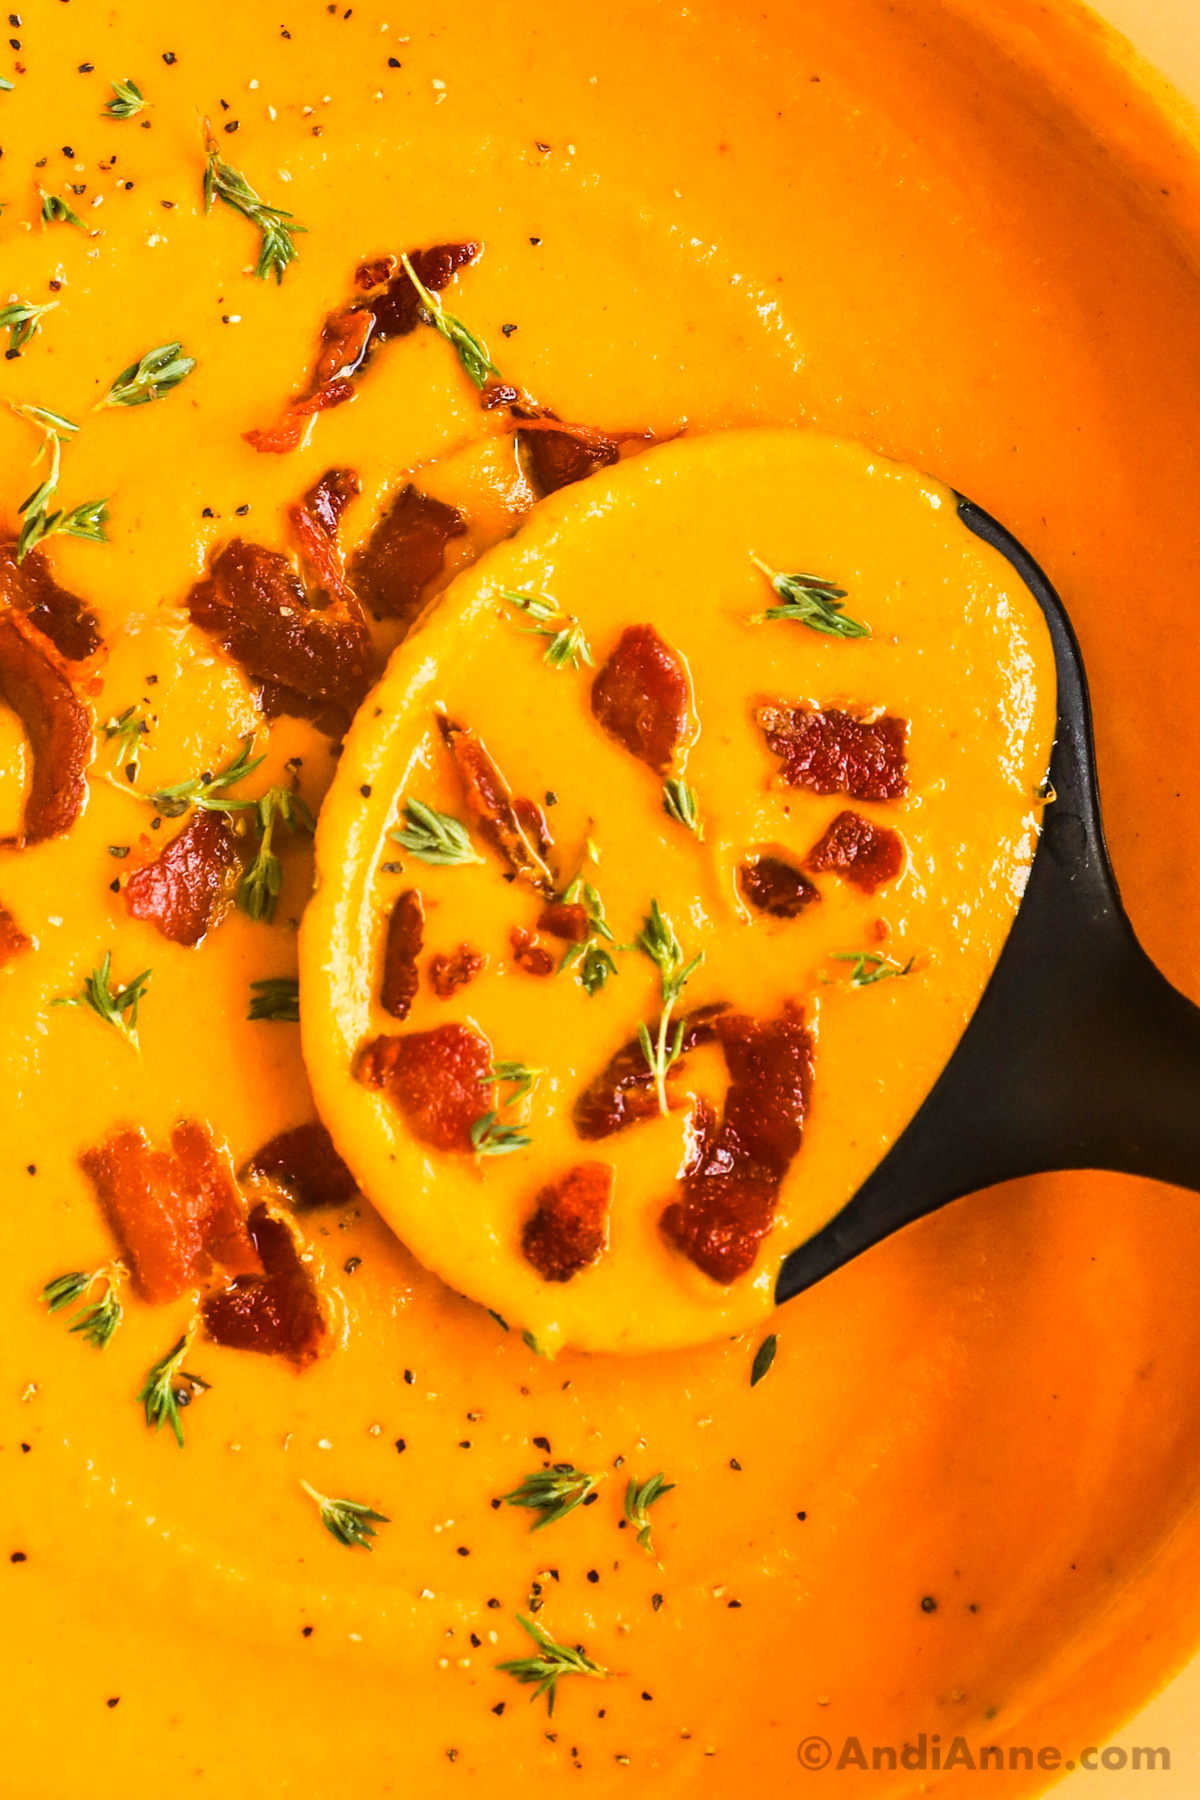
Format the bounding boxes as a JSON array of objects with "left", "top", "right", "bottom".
[{"left": 775, "top": 498, "right": 1200, "bottom": 1305}]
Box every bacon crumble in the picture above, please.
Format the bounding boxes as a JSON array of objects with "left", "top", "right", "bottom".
[
  {"left": 123, "top": 810, "right": 241, "bottom": 946},
  {"left": 537, "top": 900, "right": 590, "bottom": 943},
  {"left": 804, "top": 809, "right": 905, "bottom": 893},
  {"left": 347, "top": 484, "right": 468, "bottom": 629},
  {"left": 380, "top": 888, "right": 424, "bottom": 1021},
  {"left": 0, "top": 611, "right": 91, "bottom": 845},
  {"left": 202, "top": 1203, "right": 326, "bottom": 1367},
  {"left": 740, "top": 855, "right": 820, "bottom": 919},
  {"left": 0, "top": 541, "right": 101, "bottom": 661},
  {"left": 438, "top": 714, "right": 555, "bottom": 891},
  {"left": 510, "top": 926, "right": 555, "bottom": 976},
  {"left": 429, "top": 944, "right": 487, "bottom": 998},
  {"left": 358, "top": 1022, "right": 492, "bottom": 1153},
  {"left": 757, "top": 703, "right": 908, "bottom": 801},
  {"left": 245, "top": 1120, "right": 359, "bottom": 1210},
  {"left": 591, "top": 624, "right": 693, "bottom": 774},
  {"left": 287, "top": 467, "right": 363, "bottom": 607},
  {"left": 573, "top": 1005, "right": 728, "bottom": 1141},
  {"left": 0, "top": 903, "right": 32, "bottom": 965},
  {"left": 522, "top": 1162, "right": 614, "bottom": 1281}
]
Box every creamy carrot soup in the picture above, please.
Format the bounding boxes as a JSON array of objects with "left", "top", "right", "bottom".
[{"left": 3, "top": 1, "right": 1200, "bottom": 1795}]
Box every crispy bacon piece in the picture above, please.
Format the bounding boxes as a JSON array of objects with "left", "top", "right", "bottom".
[
  {"left": 740, "top": 855, "right": 820, "bottom": 919},
  {"left": 347, "top": 485, "right": 468, "bottom": 628},
  {"left": 202, "top": 1204, "right": 326, "bottom": 1367},
  {"left": 0, "top": 611, "right": 91, "bottom": 845},
  {"left": 511, "top": 926, "right": 554, "bottom": 976},
  {"left": 287, "top": 468, "right": 362, "bottom": 606},
  {"left": 80, "top": 1121, "right": 261, "bottom": 1305},
  {"left": 245, "top": 1120, "right": 359, "bottom": 1210},
  {"left": 438, "top": 714, "right": 555, "bottom": 891},
  {"left": 522, "top": 1162, "right": 614, "bottom": 1282},
  {"left": 757, "top": 704, "right": 908, "bottom": 802},
  {"left": 124, "top": 810, "right": 240, "bottom": 946},
  {"left": 358, "top": 1022, "right": 492, "bottom": 1153},
  {"left": 537, "top": 900, "right": 589, "bottom": 943},
  {"left": 660, "top": 1008, "right": 814, "bottom": 1283},
  {"left": 521, "top": 423, "right": 620, "bottom": 495},
  {"left": 429, "top": 944, "right": 486, "bottom": 998},
  {"left": 0, "top": 541, "right": 101, "bottom": 661},
  {"left": 804, "top": 809, "right": 905, "bottom": 894},
  {"left": 0, "top": 903, "right": 32, "bottom": 965},
  {"left": 365, "top": 241, "right": 481, "bottom": 339},
  {"left": 591, "top": 624, "right": 692, "bottom": 775},
  {"left": 573, "top": 1005, "right": 728, "bottom": 1141},
  {"left": 186, "top": 539, "right": 373, "bottom": 731},
  {"left": 380, "top": 888, "right": 424, "bottom": 1020}
]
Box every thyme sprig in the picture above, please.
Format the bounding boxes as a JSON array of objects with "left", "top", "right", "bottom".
[
  {"left": 149, "top": 736, "right": 263, "bottom": 818},
  {"left": 43, "top": 1263, "right": 126, "bottom": 1349},
  {"left": 11, "top": 403, "right": 109, "bottom": 561},
  {"left": 237, "top": 787, "right": 315, "bottom": 923},
  {"left": 391, "top": 798, "right": 483, "bottom": 867},
  {"left": 501, "top": 589, "right": 593, "bottom": 672},
  {"left": 750, "top": 1333, "right": 778, "bottom": 1387},
  {"left": 558, "top": 879, "right": 619, "bottom": 996},
  {"left": 750, "top": 554, "right": 870, "bottom": 638},
  {"left": 103, "top": 704, "right": 150, "bottom": 781},
  {"left": 203, "top": 126, "right": 306, "bottom": 283},
  {"left": 499, "top": 1464, "right": 605, "bottom": 1530},
  {"left": 39, "top": 189, "right": 85, "bottom": 230},
  {"left": 497, "top": 1614, "right": 607, "bottom": 1715},
  {"left": 104, "top": 76, "right": 147, "bottom": 119},
  {"left": 98, "top": 341, "right": 195, "bottom": 409},
  {"left": 52, "top": 951, "right": 152, "bottom": 1049},
  {"left": 473, "top": 1060, "right": 539, "bottom": 1160},
  {"left": 635, "top": 900, "right": 702, "bottom": 1114},
  {"left": 625, "top": 1471, "right": 675, "bottom": 1555},
  {"left": 248, "top": 976, "right": 300, "bottom": 1022},
  {"left": 0, "top": 298, "right": 57, "bottom": 354},
  {"left": 137, "top": 1328, "right": 209, "bottom": 1448},
  {"left": 400, "top": 251, "right": 498, "bottom": 389},
  {"left": 300, "top": 1480, "right": 390, "bottom": 1549},
  {"left": 832, "top": 949, "right": 916, "bottom": 988},
  {"left": 662, "top": 777, "right": 702, "bottom": 837}
]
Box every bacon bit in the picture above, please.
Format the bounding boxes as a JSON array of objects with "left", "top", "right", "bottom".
[
  {"left": 804, "top": 809, "right": 905, "bottom": 894},
  {"left": 438, "top": 715, "right": 555, "bottom": 891},
  {"left": 202, "top": 1203, "right": 326, "bottom": 1367},
  {"left": 245, "top": 1120, "right": 359, "bottom": 1210},
  {"left": 287, "top": 467, "right": 362, "bottom": 607},
  {"left": 537, "top": 900, "right": 589, "bottom": 943},
  {"left": 0, "top": 903, "right": 32, "bottom": 965},
  {"left": 511, "top": 926, "right": 554, "bottom": 977},
  {"left": 124, "top": 810, "right": 241, "bottom": 946},
  {"left": 347, "top": 484, "right": 468, "bottom": 629},
  {"left": 186, "top": 539, "right": 373, "bottom": 732},
  {"left": 522, "top": 424, "right": 620, "bottom": 495},
  {"left": 354, "top": 255, "right": 396, "bottom": 290},
  {"left": 757, "top": 704, "right": 908, "bottom": 802},
  {"left": 428, "top": 944, "right": 486, "bottom": 999},
  {"left": 365, "top": 241, "right": 480, "bottom": 339},
  {"left": 522, "top": 1162, "right": 613, "bottom": 1282},
  {"left": 358, "top": 1022, "right": 492, "bottom": 1153},
  {"left": 80, "top": 1122, "right": 261, "bottom": 1306},
  {"left": 380, "top": 888, "right": 424, "bottom": 1020},
  {"left": 513, "top": 794, "right": 554, "bottom": 863},
  {"left": 740, "top": 855, "right": 820, "bottom": 919},
  {"left": 0, "top": 541, "right": 101, "bottom": 661},
  {"left": 573, "top": 1005, "right": 727, "bottom": 1141},
  {"left": 245, "top": 378, "right": 358, "bottom": 456},
  {"left": 0, "top": 611, "right": 91, "bottom": 846},
  {"left": 591, "top": 624, "right": 693, "bottom": 775},
  {"left": 660, "top": 1008, "right": 814, "bottom": 1283}
]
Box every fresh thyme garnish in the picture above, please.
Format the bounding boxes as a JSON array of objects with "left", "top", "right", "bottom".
[
  {"left": 11, "top": 402, "right": 109, "bottom": 562},
  {"left": 624, "top": 1471, "right": 675, "bottom": 1555},
  {"left": 237, "top": 787, "right": 316, "bottom": 923},
  {"left": 473, "top": 1060, "right": 539, "bottom": 1160},
  {"left": 662, "top": 777, "right": 702, "bottom": 836},
  {"left": 97, "top": 341, "right": 195, "bottom": 409},
  {"left": 832, "top": 949, "right": 916, "bottom": 988},
  {"left": 496, "top": 1614, "right": 607, "bottom": 1715},
  {"left": 102, "top": 704, "right": 150, "bottom": 780},
  {"left": 136, "top": 1329, "right": 209, "bottom": 1448},
  {"left": 391, "top": 798, "right": 484, "bottom": 867},
  {"left": 104, "top": 76, "right": 148, "bottom": 119},
  {"left": 558, "top": 880, "right": 620, "bottom": 996},
  {"left": 52, "top": 951, "right": 152, "bottom": 1050},
  {"left": 0, "top": 298, "right": 57, "bottom": 354},
  {"left": 750, "top": 1333, "right": 778, "bottom": 1387},
  {"left": 500, "top": 590, "right": 593, "bottom": 671},
  {"left": 43, "top": 1263, "right": 126, "bottom": 1349},
  {"left": 40, "top": 189, "right": 85, "bottom": 229},
  {"left": 400, "top": 251, "right": 498, "bottom": 389},
  {"left": 635, "top": 900, "right": 702, "bottom": 1114},
  {"left": 248, "top": 976, "right": 300, "bottom": 1022},
  {"left": 0, "top": 75, "right": 12, "bottom": 90},
  {"left": 498, "top": 1464, "right": 605, "bottom": 1530},
  {"left": 203, "top": 125, "right": 306, "bottom": 283},
  {"left": 750, "top": 554, "right": 870, "bottom": 638},
  {"left": 149, "top": 736, "right": 263, "bottom": 818},
  {"left": 300, "top": 1480, "right": 390, "bottom": 1549}
]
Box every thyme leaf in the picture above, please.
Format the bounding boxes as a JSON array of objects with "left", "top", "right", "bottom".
[
  {"left": 635, "top": 900, "right": 702, "bottom": 1113},
  {"left": 473, "top": 1059, "right": 539, "bottom": 1160},
  {"left": 499, "top": 1464, "right": 605, "bottom": 1530},
  {"left": 391, "top": 798, "right": 483, "bottom": 867},
  {"left": 496, "top": 1614, "right": 607, "bottom": 1715},
  {"left": 136, "top": 1328, "right": 208, "bottom": 1448},
  {"left": 104, "top": 76, "right": 148, "bottom": 119},
  {"left": 501, "top": 590, "right": 593, "bottom": 672},
  {"left": 237, "top": 787, "right": 315, "bottom": 923},
  {"left": 400, "top": 251, "right": 498, "bottom": 389},
  {"left": 300, "top": 1479, "right": 390, "bottom": 1549},
  {"left": 52, "top": 950, "right": 152, "bottom": 1049},
  {"left": 11, "top": 403, "right": 109, "bottom": 562},
  {"left": 750, "top": 554, "right": 870, "bottom": 638},
  {"left": 203, "top": 126, "right": 306, "bottom": 283},
  {"left": 558, "top": 880, "right": 620, "bottom": 995},
  {"left": 624, "top": 1470, "right": 675, "bottom": 1555},
  {"left": 148, "top": 736, "right": 263, "bottom": 818},
  {"left": 750, "top": 1333, "right": 777, "bottom": 1387},
  {"left": 43, "top": 1263, "right": 125, "bottom": 1349},
  {"left": 662, "top": 777, "right": 701, "bottom": 836},
  {"left": 0, "top": 298, "right": 57, "bottom": 353},
  {"left": 102, "top": 704, "right": 150, "bottom": 781},
  {"left": 39, "top": 189, "right": 85, "bottom": 229},
  {"left": 98, "top": 340, "right": 195, "bottom": 408},
  {"left": 248, "top": 976, "right": 300, "bottom": 1022},
  {"left": 832, "top": 949, "right": 916, "bottom": 988}
]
